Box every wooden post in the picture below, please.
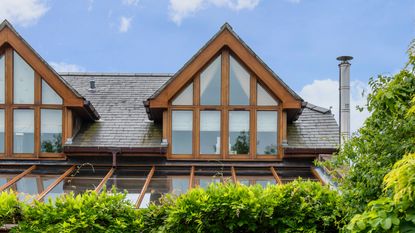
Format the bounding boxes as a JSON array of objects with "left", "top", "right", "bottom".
[
  {"left": 189, "top": 166, "right": 195, "bottom": 189},
  {"left": 94, "top": 168, "right": 115, "bottom": 193},
  {"left": 0, "top": 165, "right": 36, "bottom": 192},
  {"left": 270, "top": 167, "right": 282, "bottom": 185},
  {"left": 231, "top": 166, "right": 237, "bottom": 183},
  {"left": 135, "top": 166, "right": 155, "bottom": 208}
]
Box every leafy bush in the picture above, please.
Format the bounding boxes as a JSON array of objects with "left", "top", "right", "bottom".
[
  {"left": 12, "top": 190, "right": 140, "bottom": 233},
  {"left": 0, "top": 190, "right": 22, "bottom": 226},
  {"left": 347, "top": 153, "right": 415, "bottom": 232},
  {"left": 138, "top": 180, "right": 345, "bottom": 233},
  {"left": 324, "top": 47, "right": 415, "bottom": 217}
]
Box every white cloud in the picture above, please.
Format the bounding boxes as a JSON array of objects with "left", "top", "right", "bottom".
[
  {"left": 169, "top": 0, "right": 260, "bottom": 25},
  {"left": 50, "top": 62, "right": 85, "bottom": 72},
  {"left": 87, "top": 0, "right": 94, "bottom": 11},
  {"left": 122, "top": 0, "right": 139, "bottom": 6},
  {"left": 299, "top": 79, "right": 371, "bottom": 133},
  {"left": 119, "top": 16, "right": 132, "bottom": 32},
  {"left": 0, "top": 0, "right": 49, "bottom": 26}
]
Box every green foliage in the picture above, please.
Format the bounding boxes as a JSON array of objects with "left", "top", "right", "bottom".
[
  {"left": 12, "top": 190, "right": 140, "bottom": 233},
  {"left": 231, "top": 131, "right": 250, "bottom": 154},
  {"left": 324, "top": 47, "right": 415, "bottom": 217},
  {"left": 138, "top": 180, "right": 345, "bottom": 233},
  {"left": 346, "top": 153, "right": 415, "bottom": 232},
  {"left": 0, "top": 190, "right": 22, "bottom": 226}
]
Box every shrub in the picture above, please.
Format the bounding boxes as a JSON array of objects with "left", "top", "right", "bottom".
[
  {"left": 0, "top": 190, "right": 22, "bottom": 226},
  {"left": 346, "top": 153, "right": 415, "bottom": 232},
  {"left": 138, "top": 180, "right": 345, "bottom": 233},
  {"left": 12, "top": 190, "right": 141, "bottom": 233}
]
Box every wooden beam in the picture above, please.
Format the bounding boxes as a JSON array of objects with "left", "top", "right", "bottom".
[
  {"left": 135, "top": 166, "right": 155, "bottom": 208},
  {"left": 94, "top": 167, "right": 115, "bottom": 193},
  {"left": 0, "top": 165, "right": 36, "bottom": 192},
  {"left": 189, "top": 166, "right": 195, "bottom": 189},
  {"left": 36, "top": 165, "right": 76, "bottom": 201},
  {"left": 310, "top": 167, "right": 325, "bottom": 185},
  {"left": 270, "top": 167, "right": 282, "bottom": 185},
  {"left": 231, "top": 166, "right": 237, "bottom": 183}
]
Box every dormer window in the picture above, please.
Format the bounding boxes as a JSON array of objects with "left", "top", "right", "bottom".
[{"left": 168, "top": 50, "right": 281, "bottom": 159}]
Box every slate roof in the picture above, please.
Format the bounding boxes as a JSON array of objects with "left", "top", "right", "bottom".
[
  {"left": 287, "top": 103, "right": 339, "bottom": 149},
  {"left": 61, "top": 73, "right": 338, "bottom": 149},
  {"left": 61, "top": 73, "right": 171, "bottom": 148}
]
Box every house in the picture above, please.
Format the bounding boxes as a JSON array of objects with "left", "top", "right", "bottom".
[{"left": 0, "top": 20, "right": 339, "bottom": 207}]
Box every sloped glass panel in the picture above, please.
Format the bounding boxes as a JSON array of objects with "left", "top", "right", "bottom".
[
  {"left": 200, "top": 111, "right": 220, "bottom": 154},
  {"left": 229, "top": 56, "right": 250, "bottom": 105},
  {"left": 0, "top": 54, "right": 4, "bottom": 103},
  {"left": 41, "top": 109, "right": 62, "bottom": 153},
  {"left": 172, "top": 82, "right": 193, "bottom": 105},
  {"left": 0, "top": 110, "right": 4, "bottom": 153},
  {"left": 257, "top": 83, "right": 278, "bottom": 106},
  {"left": 42, "top": 80, "right": 63, "bottom": 104},
  {"left": 200, "top": 55, "right": 221, "bottom": 105},
  {"left": 14, "top": 51, "right": 34, "bottom": 104},
  {"left": 229, "top": 111, "right": 250, "bottom": 154},
  {"left": 172, "top": 111, "right": 193, "bottom": 154},
  {"left": 13, "top": 109, "right": 34, "bottom": 153},
  {"left": 257, "top": 111, "right": 278, "bottom": 155}
]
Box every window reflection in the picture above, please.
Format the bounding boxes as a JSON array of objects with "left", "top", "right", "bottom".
[
  {"left": 257, "top": 83, "right": 278, "bottom": 106},
  {"left": 229, "top": 111, "right": 250, "bottom": 154},
  {"left": 200, "top": 111, "right": 220, "bottom": 154},
  {"left": 257, "top": 111, "right": 278, "bottom": 155},
  {"left": 41, "top": 109, "right": 62, "bottom": 153},
  {"left": 200, "top": 56, "right": 221, "bottom": 105},
  {"left": 0, "top": 110, "right": 4, "bottom": 153},
  {"left": 0, "top": 54, "right": 4, "bottom": 103},
  {"left": 13, "top": 51, "right": 34, "bottom": 104},
  {"left": 172, "top": 83, "right": 193, "bottom": 105},
  {"left": 229, "top": 55, "right": 250, "bottom": 105},
  {"left": 172, "top": 111, "right": 193, "bottom": 154},
  {"left": 13, "top": 109, "right": 34, "bottom": 153},
  {"left": 42, "top": 80, "right": 62, "bottom": 104}
]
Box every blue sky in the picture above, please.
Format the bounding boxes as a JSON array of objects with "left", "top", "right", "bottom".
[{"left": 1, "top": 0, "right": 414, "bottom": 131}]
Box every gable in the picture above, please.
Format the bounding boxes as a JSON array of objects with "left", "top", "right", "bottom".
[{"left": 146, "top": 23, "right": 303, "bottom": 121}]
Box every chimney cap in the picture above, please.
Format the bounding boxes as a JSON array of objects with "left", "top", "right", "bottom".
[{"left": 336, "top": 56, "right": 353, "bottom": 62}]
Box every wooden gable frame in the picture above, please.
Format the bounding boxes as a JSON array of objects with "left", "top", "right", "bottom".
[
  {"left": 146, "top": 23, "right": 303, "bottom": 119},
  {"left": 0, "top": 20, "right": 99, "bottom": 121}
]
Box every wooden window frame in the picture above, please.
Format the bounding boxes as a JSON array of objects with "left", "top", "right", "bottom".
[
  {"left": 0, "top": 47, "right": 65, "bottom": 159},
  {"left": 168, "top": 49, "right": 282, "bottom": 160}
]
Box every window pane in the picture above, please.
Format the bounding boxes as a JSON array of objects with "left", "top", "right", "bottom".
[
  {"left": 200, "top": 55, "right": 221, "bottom": 105},
  {"left": 229, "top": 111, "right": 250, "bottom": 154},
  {"left": 0, "top": 110, "right": 4, "bottom": 153},
  {"left": 14, "top": 51, "right": 34, "bottom": 104},
  {"left": 230, "top": 56, "right": 250, "bottom": 105},
  {"left": 41, "top": 109, "right": 62, "bottom": 153},
  {"left": 42, "top": 80, "right": 63, "bottom": 104},
  {"left": 0, "top": 54, "right": 5, "bottom": 103},
  {"left": 257, "top": 111, "right": 278, "bottom": 155},
  {"left": 172, "top": 111, "right": 193, "bottom": 154},
  {"left": 200, "top": 111, "right": 220, "bottom": 154},
  {"left": 257, "top": 83, "right": 278, "bottom": 106},
  {"left": 172, "top": 82, "right": 193, "bottom": 105},
  {"left": 13, "top": 109, "right": 34, "bottom": 153}
]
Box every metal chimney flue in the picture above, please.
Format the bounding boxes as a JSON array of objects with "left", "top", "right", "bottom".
[
  {"left": 88, "top": 80, "right": 96, "bottom": 93},
  {"left": 337, "top": 56, "right": 353, "bottom": 145}
]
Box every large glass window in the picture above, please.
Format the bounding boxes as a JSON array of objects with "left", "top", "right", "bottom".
[
  {"left": 13, "top": 109, "right": 34, "bottom": 153},
  {"left": 41, "top": 109, "right": 62, "bottom": 153},
  {"left": 0, "top": 110, "right": 4, "bottom": 153},
  {"left": 229, "top": 111, "right": 250, "bottom": 154},
  {"left": 200, "top": 55, "right": 221, "bottom": 105},
  {"left": 13, "top": 51, "right": 34, "bottom": 104},
  {"left": 257, "top": 83, "right": 278, "bottom": 106},
  {"left": 172, "top": 83, "right": 193, "bottom": 105},
  {"left": 200, "top": 111, "right": 220, "bottom": 154},
  {"left": 42, "top": 80, "right": 63, "bottom": 105},
  {"left": 0, "top": 54, "right": 5, "bottom": 103},
  {"left": 229, "top": 55, "right": 250, "bottom": 105},
  {"left": 172, "top": 111, "right": 193, "bottom": 154},
  {"left": 257, "top": 111, "right": 278, "bottom": 155}
]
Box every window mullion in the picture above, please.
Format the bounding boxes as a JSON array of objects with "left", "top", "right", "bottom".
[
  {"left": 5, "top": 48, "right": 12, "bottom": 157},
  {"left": 34, "top": 106, "right": 40, "bottom": 158}
]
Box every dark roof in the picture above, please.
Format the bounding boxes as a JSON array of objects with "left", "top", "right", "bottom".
[
  {"left": 287, "top": 103, "right": 339, "bottom": 149},
  {"left": 149, "top": 23, "right": 302, "bottom": 101},
  {"left": 62, "top": 73, "right": 171, "bottom": 148},
  {"left": 62, "top": 73, "right": 338, "bottom": 149}
]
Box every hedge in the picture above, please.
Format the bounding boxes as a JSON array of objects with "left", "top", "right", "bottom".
[{"left": 0, "top": 180, "right": 346, "bottom": 233}]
